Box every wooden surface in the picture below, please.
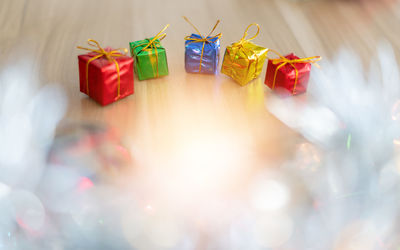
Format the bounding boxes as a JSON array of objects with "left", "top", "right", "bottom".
[
  {"left": 0, "top": 0, "right": 399, "bottom": 165},
  {"left": 1, "top": 2, "right": 400, "bottom": 248}
]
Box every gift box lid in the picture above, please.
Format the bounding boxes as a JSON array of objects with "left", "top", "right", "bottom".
[
  {"left": 228, "top": 41, "right": 268, "bottom": 61},
  {"left": 185, "top": 34, "right": 220, "bottom": 46},
  {"left": 130, "top": 38, "right": 165, "bottom": 57},
  {"left": 78, "top": 47, "right": 132, "bottom": 69},
  {"left": 276, "top": 53, "right": 312, "bottom": 78}
]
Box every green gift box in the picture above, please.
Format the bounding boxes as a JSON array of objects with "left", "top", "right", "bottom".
[{"left": 129, "top": 37, "right": 169, "bottom": 81}]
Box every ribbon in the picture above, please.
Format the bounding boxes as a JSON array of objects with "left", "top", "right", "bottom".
[
  {"left": 183, "top": 16, "right": 221, "bottom": 72},
  {"left": 268, "top": 49, "right": 321, "bottom": 94},
  {"left": 132, "top": 24, "right": 169, "bottom": 78},
  {"left": 232, "top": 23, "right": 260, "bottom": 48},
  {"left": 77, "top": 39, "right": 128, "bottom": 100},
  {"left": 230, "top": 23, "right": 262, "bottom": 78}
]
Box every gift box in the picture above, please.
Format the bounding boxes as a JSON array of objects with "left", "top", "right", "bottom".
[
  {"left": 221, "top": 23, "right": 269, "bottom": 86},
  {"left": 77, "top": 39, "right": 134, "bottom": 106},
  {"left": 183, "top": 17, "right": 221, "bottom": 74},
  {"left": 185, "top": 34, "right": 220, "bottom": 74},
  {"left": 264, "top": 53, "right": 321, "bottom": 95},
  {"left": 129, "top": 25, "right": 169, "bottom": 80}
]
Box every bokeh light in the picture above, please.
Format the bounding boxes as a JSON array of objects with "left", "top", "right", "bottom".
[
  {"left": 391, "top": 100, "right": 400, "bottom": 121},
  {"left": 10, "top": 190, "right": 46, "bottom": 232},
  {"left": 249, "top": 178, "right": 290, "bottom": 211},
  {"left": 254, "top": 212, "right": 294, "bottom": 248}
]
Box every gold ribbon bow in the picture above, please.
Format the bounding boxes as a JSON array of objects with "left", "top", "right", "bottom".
[
  {"left": 268, "top": 49, "right": 321, "bottom": 94},
  {"left": 183, "top": 16, "right": 221, "bottom": 72},
  {"left": 132, "top": 24, "right": 169, "bottom": 77},
  {"left": 77, "top": 39, "right": 128, "bottom": 100},
  {"left": 231, "top": 23, "right": 263, "bottom": 78},
  {"left": 232, "top": 23, "right": 260, "bottom": 48}
]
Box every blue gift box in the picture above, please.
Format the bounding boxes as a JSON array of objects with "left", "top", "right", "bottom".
[{"left": 185, "top": 34, "right": 220, "bottom": 74}]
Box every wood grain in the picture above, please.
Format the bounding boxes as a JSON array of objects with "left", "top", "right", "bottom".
[{"left": 0, "top": 0, "right": 399, "bottom": 164}]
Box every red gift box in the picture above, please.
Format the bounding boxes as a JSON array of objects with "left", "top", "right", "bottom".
[
  {"left": 78, "top": 41, "right": 134, "bottom": 106},
  {"left": 265, "top": 53, "right": 320, "bottom": 95}
]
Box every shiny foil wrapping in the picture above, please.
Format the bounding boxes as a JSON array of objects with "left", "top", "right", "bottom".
[
  {"left": 265, "top": 53, "right": 312, "bottom": 95},
  {"left": 185, "top": 34, "right": 220, "bottom": 74},
  {"left": 221, "top": 41, "right": 268, "bottom": 86},
  {"left": 129, "top": 38, "right": 169, "bottom": 80},
  {"left": 78, "top": 49, "right": 134, "bottom": 106}
]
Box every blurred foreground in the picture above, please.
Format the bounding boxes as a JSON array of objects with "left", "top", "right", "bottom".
[{"left": 0, "top": 41, "right": 400, "bottom": 249}]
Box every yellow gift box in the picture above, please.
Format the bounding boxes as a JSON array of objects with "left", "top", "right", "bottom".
[{"left": 221, "top": 23, "right": 269, "bottom": 86}]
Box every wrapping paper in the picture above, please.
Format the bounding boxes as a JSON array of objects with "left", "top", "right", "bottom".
[
  {"left": 221, "top": 42, "right": 268, "bottom": 86},
  {"left": 220, "top": 24, "right": 268, "bottom": 86},
  {"left": 185, "top": 34, "right": 220, "bottom": 74},
  {"left": 78, "top": 48, "right": 134, "bottom": 106},
  {"left": 130, "top": 38, "right": 169, "bottom": 80},
  {"left": 265, "top": 53, "right": 312, "bottom": 95}
]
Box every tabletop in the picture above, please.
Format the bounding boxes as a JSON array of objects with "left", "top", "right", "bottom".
[
  {"left": 2, "top": 0, "right": 399, "bottom": 161},
  {"left": 1, "top": 0, "right": 400, "bottom": 249}
]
